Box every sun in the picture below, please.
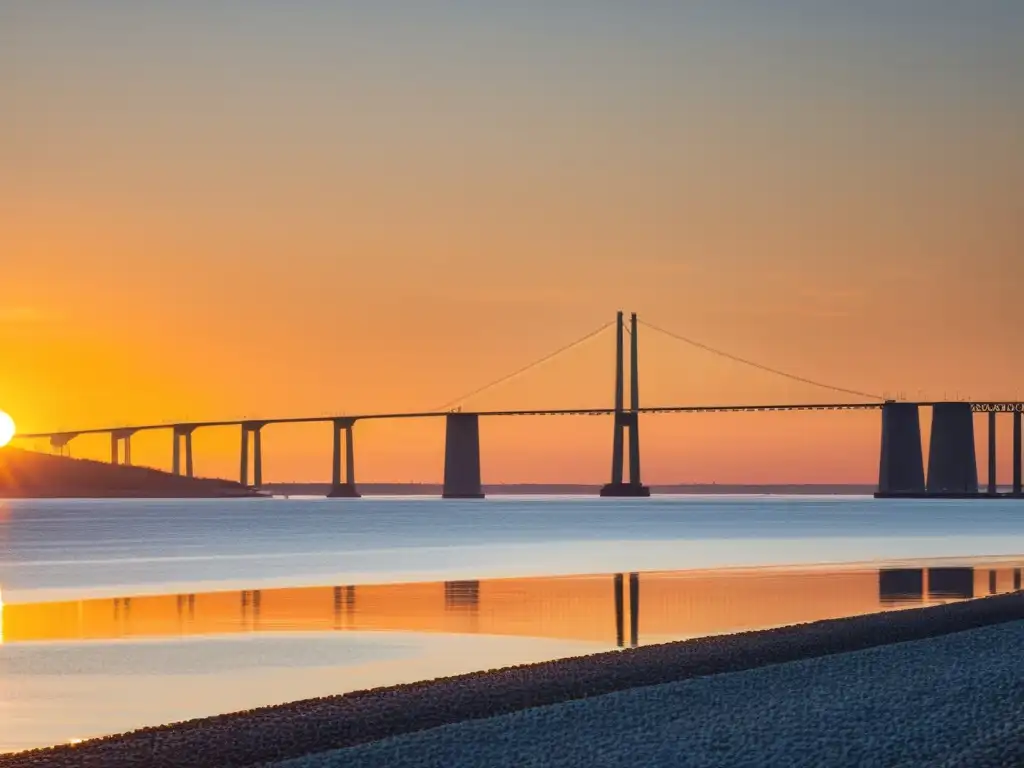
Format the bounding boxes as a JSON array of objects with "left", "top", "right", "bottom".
[{"left": 0, "top": 411, "right": 16, "bottom": 448}]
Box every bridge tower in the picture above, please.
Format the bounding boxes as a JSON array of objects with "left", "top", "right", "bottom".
[{"left": 600, "top": 311, "right": 650, "bottom": 497}]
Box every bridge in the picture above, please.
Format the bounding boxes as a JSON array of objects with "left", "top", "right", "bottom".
[{"left": 13, "top": 313, "right": 1024, "bottom": 499}]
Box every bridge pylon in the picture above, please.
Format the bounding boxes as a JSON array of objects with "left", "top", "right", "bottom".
[{"left": 600, "top": 311, "right": 650, "bottom": 497}]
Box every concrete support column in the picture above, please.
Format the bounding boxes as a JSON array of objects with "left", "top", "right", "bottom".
[
  {"left": 331, "top": 423, "right": 342, "bottom": 487},
  {"left": 1011, "top": 411, "right": 1019, "bottom": 495},
  {"left": 626, "top": 414, "right": 646, "bottom": 489},
  {"left": 124, "top": 435, "right": 131, "bottom": 466},
  {"left": 876, "top": 403, "right": 925, "bottom": 496},
  {"left": 172, "top": 431, "right": 182, "bottom": 476},
  {"left": 252, "top": 427, "right": 263, "bottom": 488},
  {"left": 328, "top": 419, "right": 360, "bottom": 498},
  {"left": 346, "top": 426, "right": 356, "bottom": 487},
  {"left": 988, "top": 411, "right": 998, "bottom": 495},
  {"left": 442, "top": 413, "right": 484, "bottom": 499},
  {"left": 1014, "top": 411, "right": 1022, "bottom": 496},
  {"left": 239, "top": 426, "right": 250, "bottom": 486},
  {"left": 926, "top": 403, "right": 979, "bottom": 495},
  {"left": 111, "top": 433, "right": 119, "bottom": 465},
  {"left": 185, "top": 430, "right": 194, "bottom": 478}
]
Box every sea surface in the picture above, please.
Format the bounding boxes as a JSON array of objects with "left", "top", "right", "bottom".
[{"left": 1, "top": 495, "right": 1023, "bottom": 752}]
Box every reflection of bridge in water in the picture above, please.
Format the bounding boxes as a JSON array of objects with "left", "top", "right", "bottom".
[{"left": 3, "top": 561, "right": 1022, "bottom": 648}]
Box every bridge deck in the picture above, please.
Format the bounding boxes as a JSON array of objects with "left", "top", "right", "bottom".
[{"left": 14, "top": 401, "right": 1023, "bottom": 441}]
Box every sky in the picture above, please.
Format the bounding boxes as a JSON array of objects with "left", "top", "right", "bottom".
[{"left": 2, "top": 2, "right": 1023, "bottom": 484}]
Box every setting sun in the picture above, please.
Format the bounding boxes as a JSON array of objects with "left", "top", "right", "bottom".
[{"left": 0, "top": 411, "right": 16, "bottom": 447}]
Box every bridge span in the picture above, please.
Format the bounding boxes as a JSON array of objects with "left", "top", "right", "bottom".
[{"left": 12, "top": 313, "right": 1024, "bottom": 499}]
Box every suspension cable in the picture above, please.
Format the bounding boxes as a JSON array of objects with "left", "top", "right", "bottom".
[
  {"left": 433, "top": 320, "right": 615, "bottom": 411},
  {"left": 639, "top": 319, "right": 883, "bottom": 401}
]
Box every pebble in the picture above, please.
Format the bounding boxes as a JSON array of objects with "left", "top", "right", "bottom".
[{"left": 275, "top": 620, "right": 1024, "bottom": 768}]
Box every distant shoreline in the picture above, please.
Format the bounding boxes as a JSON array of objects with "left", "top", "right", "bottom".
[
  {"left": 265, "top": 483, "right": 877, "bottom": 496},
  {"left": 0, "top": 447, "right": 878, "bottom": 498}
]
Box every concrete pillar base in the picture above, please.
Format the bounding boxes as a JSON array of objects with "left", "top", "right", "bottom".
[
  {"left": 599, "top": 482, "right": 651, "bottom": 497},
  {"left": 927, "top": 402, "right": 979, "bottom": 495},
  {"left": 327, "top": 483, "right": 361, "bottom": 498},
  {"left": 874, "top": 491, "right": 1021, "bottom": 500},
  {"left": 442, "top": 414, "right": 484, "bottom": 499},
  {"left": 877, "top": 403, "right": 925, "bottom": 495},
  {"left": 1013, "top": 411, "right": 1022, "bottom": 496}
]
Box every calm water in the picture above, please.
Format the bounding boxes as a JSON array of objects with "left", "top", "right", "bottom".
[
  {"left": 3, "top": 495, "right": 1024, "bottom": 602},
  {"left": 1, "top": 495, "right": 1023, "bottom": 752}
]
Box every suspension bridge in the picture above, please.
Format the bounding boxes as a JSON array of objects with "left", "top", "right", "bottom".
[{"left": 13, "top": 313, "right": 1024, "bottom": 499}]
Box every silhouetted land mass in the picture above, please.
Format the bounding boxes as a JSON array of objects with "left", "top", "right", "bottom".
[
  {"left": 267, "top": 483, "right": 876, "bottom": 496},
  {"left": 0, "top": 447, "right": 260, "bottom": 498}
]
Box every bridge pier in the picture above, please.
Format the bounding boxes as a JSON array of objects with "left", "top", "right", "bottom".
[
  {"left": 110, "top": 430, "right": 134, "bottom": 466},
  {"left": 171, "top": 426, "right": 196, "bottom": 478},
  {"left": 926, "top": 403, "right": 979, "bottom": 495},
  {"left": 240, "top": 427, "right": 248, "bottom": 485},
  {"left": 253, "top": 427, "right": 263, "bottom": 487},
  {"left": 442, "top": 413, "right": 484, "bottom": 499},
  {"left": 988, "top": 411, "right": 998, "bottom": 495},
  {"left": 328, "top": 418, "right": 360, "bottom": 498},
  {"left": 877, "top": 403, "right": 925, "bottom": 496},
  {"left": 1014, "top": 411, "right": 1022, "bottom": 496},
  {"left": 239, "top": 422, "right": 265, "bottom": 487}
]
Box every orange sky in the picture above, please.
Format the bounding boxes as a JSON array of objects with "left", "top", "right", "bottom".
[{"left": 3, "top": 4, "right": 1023, "bottom": 483}]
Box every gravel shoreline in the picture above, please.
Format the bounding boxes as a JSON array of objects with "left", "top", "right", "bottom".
[
  {"left": 277, "top": 620, "right": 1024, "bottom": 768},
  {"left": 4, "top": 592, "right": 1024, "bottom": 768}
]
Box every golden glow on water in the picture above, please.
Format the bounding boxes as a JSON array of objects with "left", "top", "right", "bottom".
[{"left": 3, "top": 560, "right": 1020, "bottom": 648}]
